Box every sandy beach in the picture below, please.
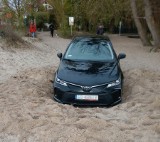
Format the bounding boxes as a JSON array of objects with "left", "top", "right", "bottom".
[{"left": 0, "top": 32, "right": 160, "bottom": 142}]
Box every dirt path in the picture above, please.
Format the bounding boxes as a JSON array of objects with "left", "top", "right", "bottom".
[
  {"left": 0, "top": 32, "right": 160, "bottom": 142},
  {"left": 109, "top": 35, "right": 160, "bottom": 71}
]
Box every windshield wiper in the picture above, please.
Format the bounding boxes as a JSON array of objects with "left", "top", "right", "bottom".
[
  {"left": 64, "top": 58, "right": 79, "bottom": 62},
  {"left": 109, "top": 53, "right": 126, "bottom": 75},
  {"left": 109, "top": 60, "right": 119, "bottom": 75}
]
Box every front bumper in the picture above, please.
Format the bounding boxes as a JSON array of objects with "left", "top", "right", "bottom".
[{"left": 53, "top": 83, "right": 122, "bottom": 106}]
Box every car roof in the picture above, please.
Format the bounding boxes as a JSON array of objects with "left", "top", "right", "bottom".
[{"left": 72, "top": 35, "right": 111, "bottom": 42}]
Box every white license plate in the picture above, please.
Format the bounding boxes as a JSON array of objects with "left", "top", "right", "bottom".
[{"left": 76, "top": 95, "right": 98, "bottom": 101}]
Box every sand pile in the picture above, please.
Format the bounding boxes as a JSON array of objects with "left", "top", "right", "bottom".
[
  {"left": 0, "top": 32, "right": 159, "bottom": 142},
  {"left": 0, "top": 67, "right": 159, "bottom": 142}
]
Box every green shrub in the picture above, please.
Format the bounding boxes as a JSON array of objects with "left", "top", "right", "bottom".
[
  {"left": 35, "top": 12, "right": 49, "bottom": 30},
  {"left": 58, "top": 27, "right": 72, "bottom": 38}
]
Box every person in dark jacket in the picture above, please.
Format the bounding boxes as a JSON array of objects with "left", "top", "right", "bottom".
[
  {"left": 96, "top": 23, "right": 104, "bottom": 35},
  {"left": 49, "top": 23, "right": 54, "bottom": 37}
]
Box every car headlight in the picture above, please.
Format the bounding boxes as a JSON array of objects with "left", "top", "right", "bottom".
[
  {"left": 56, "top": 77, "right": 67, "bottom": 86},
  {"left": 107, "top": 78, "right": 121, "bottom": 88}
]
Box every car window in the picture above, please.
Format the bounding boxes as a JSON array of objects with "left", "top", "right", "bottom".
[{"left": 64, "top": 38, "right": 114, "bottom": 61}]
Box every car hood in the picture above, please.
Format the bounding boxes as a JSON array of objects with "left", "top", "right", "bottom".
[{"left": 57, "top": 60, "right": 120, "bottom": 86}]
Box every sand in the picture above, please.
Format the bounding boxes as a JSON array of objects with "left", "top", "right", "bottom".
[{"left": 0, "top": 32, "right": 160, "bottom": 142}]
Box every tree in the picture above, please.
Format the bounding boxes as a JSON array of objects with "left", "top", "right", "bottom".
[
  {"left": 48, "top": 0, "right": 66, "bottom": 27},
  {"left": 130, "top": 0, "right": 150, "bottom": 46},
  {"left": 72, "top": 0, "right": 132, "bottom": 32},
  {"left": 144, "top": 0, "right": 160, "bottom": 49},
  {"left": 2, "top": 0, "right": 25, "bottom": 23},
  {"left": 1, "top": 0, "right": 41, "bottom": 27}
]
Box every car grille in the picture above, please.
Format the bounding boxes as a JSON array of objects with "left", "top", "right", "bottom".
[{"left": 67, "top": 82, "right": 108, "bottom": 93}]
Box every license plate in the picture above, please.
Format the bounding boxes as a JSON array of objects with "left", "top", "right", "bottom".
[{"left": 76, "top": 95, "right": 98, "bottom": 101}]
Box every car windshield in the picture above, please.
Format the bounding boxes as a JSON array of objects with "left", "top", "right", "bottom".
[{"left": 64, "top": 37, "right": 114, "bottom": 61}]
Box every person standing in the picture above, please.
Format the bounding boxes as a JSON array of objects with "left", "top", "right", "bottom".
[
  {"left": 49, "top": 23, "right": 54, "bottom": 37},
  {"left": 97, "top": 23, "right": 104, "bottom": 35},
  {"left": 29, "top": 20, "right": 36, "bottom": 38}
]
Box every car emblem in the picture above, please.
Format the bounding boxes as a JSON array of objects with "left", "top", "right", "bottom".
[{"left": 81, "top": 86, "right": 92, "bottom": 92}]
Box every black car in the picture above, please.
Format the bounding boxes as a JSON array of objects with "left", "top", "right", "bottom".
[{"left": 53, "top": 35, "right": 126, "bottom": 106}]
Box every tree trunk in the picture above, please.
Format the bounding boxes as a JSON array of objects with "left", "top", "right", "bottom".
[
  {"left": 144, "top": 0, "right": 160, "bottom": 49},
  {"left": 130, "top": 0, "right": 151, "bottom": 46}
]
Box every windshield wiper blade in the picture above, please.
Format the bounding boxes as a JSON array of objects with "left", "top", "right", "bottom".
[
  {"left": 64, "top": 58, "right": 75, "bottom": 62},
  {"left": 109, "top": 60, "right": 119, "bottom": 75}
]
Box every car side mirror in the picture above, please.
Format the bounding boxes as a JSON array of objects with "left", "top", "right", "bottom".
[
  {"left": 57, "top": 53, "right": 62, "bottom": 59},
  {"left": 118, "top": 53, "right": 126, "bottom": 60}
]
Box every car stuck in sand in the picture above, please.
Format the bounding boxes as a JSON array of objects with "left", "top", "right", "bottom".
[{"left": 53, "top": 35, "right": 126, "bottom": 106}]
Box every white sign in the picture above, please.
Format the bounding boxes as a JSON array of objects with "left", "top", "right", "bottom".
[{"left": 69, "top": 17, "right": 74, "bottom": 26}]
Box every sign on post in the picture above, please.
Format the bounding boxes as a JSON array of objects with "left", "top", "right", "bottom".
[
  {"left": 69, "top": 17, "right": 74, "bottom": 26},
  {"left": 119, "top": 21, "right": 122, "bottom": 36},
  {"left": 69, "top": 17, "right": 74, "bottom": 36}
]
